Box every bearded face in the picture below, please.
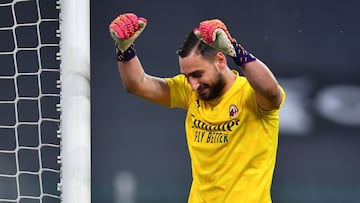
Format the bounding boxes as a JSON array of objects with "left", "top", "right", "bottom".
[
  {"left": 179, "top": 51, "right": 228, "bottom": 101},
  {"left": 197, "top": 70, "right": 226, "bottom": 101}
]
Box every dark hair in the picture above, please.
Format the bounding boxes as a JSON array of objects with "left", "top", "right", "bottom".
[{"left": 176, "top": 31, "right": 218, "bottom": 62}]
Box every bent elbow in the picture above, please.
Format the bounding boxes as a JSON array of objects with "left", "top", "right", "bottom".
[
  {"left": 123, "top": 84, "right": 135, "bottom": 94},
  {"left": 267, "top": 85, "right": 283, "bottom": 109},
  {"left": 257, "top": 85, "right": 283, "bottom": 110}
]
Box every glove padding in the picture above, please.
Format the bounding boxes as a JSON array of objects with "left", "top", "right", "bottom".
[
  {"left": 193, "top": 19, "right": 236, "bottom": 57},
  {"left": 109, "top": 13, "right": 147, "bottom": 52},
  {"left": 193, "top": 19, "right": 256, "bottom": 66}
]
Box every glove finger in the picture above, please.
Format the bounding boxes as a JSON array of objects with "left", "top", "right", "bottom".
[
  {"left": 198, "top": 19, "right": 234, "bottom": 43},
  {"left": 138, "top": 17, "right": 147, "bottom": 28},
  {"left": 124, "top": 13, "right": 139, "bottom": 30},
  {"left": 193, "top": 20, "right": 236, "bottom": 57},
  {"left": 110, "top": 22, "right": 127, "bottom": 39},
  {"left": 109, "top": 13, "right": 140, "bottom": 39},
  {"left": 122, "top": 14, "right": 138, "bottom": 38},
  {"left": 109, "top": 13, "right": 147, "bottom": 52},
  {"left": 121, "top": 13, "right": 148, "bottom": 38},
  {"left": 109, "top": 17, "right": 127, "bottom": 39},
  {"left": 199, "top": 19, "right": 226, "bottom": 43},
  {"left": 199, "top": 24, "right": 215, "bottom": 43}
]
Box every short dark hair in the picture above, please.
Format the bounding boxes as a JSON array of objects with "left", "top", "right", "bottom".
[{"left": 176, "top": 31, "right": 218, "bottom": 62}]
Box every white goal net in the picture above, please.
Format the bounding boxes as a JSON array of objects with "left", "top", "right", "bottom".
[{"left": 0, "top": 0, "right": 90, "bottom": 202}]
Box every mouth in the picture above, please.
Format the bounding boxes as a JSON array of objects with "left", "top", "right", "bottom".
[{"left": 197, "top": 85, "right": 209, "bottom": 97}]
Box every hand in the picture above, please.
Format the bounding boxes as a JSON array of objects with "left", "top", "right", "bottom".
[
  {"left": 193, "top": 19, "right": 236, "bottom": 57},
  {"left": 193, "top": 19, "right": 256, "bottom": 66},
  {"left": 109, "top": 13, "right": 147, "bottom": 52}
]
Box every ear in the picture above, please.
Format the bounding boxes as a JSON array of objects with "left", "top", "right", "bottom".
[{"left": 215, "top": 51, "right": 227, "bottom": 69}]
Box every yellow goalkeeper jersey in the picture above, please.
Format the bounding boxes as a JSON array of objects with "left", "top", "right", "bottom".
[{"left": 165, "top": 70, "right": 285, "bottom": 203}]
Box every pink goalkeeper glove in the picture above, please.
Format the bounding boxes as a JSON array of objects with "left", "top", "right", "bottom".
[
  {"left": 109, "top": 13, "right": 147, "bottom": 61},
  {"left": 193, "top": 19, "right": 256, "bottom": 67}
]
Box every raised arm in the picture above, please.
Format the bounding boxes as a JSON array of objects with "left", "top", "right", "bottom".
[
  {"left": 109, "top": 13, "right": 170, "bottom": 106},
  {"left": 237, "top": 57, "right": 282, "bottom": 110},
  {"left": 193, "top": 19, "right": 283, "bottom": 110}
]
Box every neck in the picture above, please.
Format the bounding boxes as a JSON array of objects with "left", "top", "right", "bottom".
[{"left": 222, "top": 68, "right": 237, "bottom": 95}]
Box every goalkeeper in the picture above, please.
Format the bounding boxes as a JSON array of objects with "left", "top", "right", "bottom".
[{"left": 109, "top": 13, "right": 285, "bottom": 203}]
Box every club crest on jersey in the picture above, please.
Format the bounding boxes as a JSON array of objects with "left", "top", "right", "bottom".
[{"left": 229, "top": 104, "right": 238, "bottom": 119}]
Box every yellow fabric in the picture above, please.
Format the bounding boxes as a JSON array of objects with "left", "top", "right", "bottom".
[{"left": 165, "top": 71, "right": 285, "bottom": 203}]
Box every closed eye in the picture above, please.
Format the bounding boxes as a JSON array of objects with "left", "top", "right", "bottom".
[{"left": 185, "top": 70, "right": 203, "bottom": 79}]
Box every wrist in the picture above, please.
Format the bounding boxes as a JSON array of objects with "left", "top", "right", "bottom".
[
  {"left": 116, "top": 44, "right": 136, "bottom": 62},
  {"left": 232, "top": 42, "right": 256, "bottom": 67}
]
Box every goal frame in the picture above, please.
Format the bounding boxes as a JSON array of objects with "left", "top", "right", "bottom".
[{"left": 59, "top": 0, "right": 91, "bottom": 202}]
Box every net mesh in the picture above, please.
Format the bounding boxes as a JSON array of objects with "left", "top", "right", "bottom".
[{"left": 0, "top": 0, "right": 61, "bottom": 202}]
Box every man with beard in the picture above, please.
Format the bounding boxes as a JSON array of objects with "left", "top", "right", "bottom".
[{"left": 109, "top": 13, "right": 285, "bottom": 203}]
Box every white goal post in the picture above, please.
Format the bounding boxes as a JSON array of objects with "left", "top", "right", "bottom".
[
  {"left": 59, "top": 0, "right": 91, "bottom": 203},
  {"left": 0, "top": 0, "right": 91, "bottom": 202}
]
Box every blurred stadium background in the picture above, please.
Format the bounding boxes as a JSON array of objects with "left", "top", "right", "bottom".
[
  {"left": 92, "top": 0, "right": 360, "bottom": 202},
  {"left": 2, "top": 0, "right": 359, "bottom": 202}
]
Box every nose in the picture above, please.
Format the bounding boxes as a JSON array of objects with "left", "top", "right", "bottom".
[{"left": 187, "top": 77, "right": 200, "bottom": 91}]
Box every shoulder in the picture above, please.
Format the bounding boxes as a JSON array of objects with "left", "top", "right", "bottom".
[
  {"left": 165, "top": 74, "right": 187, "bottom": 86},
  {"left": 164, "top": 74, "right": 194, "bottom": 109}
]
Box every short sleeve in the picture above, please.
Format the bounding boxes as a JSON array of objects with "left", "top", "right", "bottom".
[{"left": 164, "top": 74, "right": 193, "bottom": 109}]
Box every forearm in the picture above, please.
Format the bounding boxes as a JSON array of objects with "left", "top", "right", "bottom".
[
  {"left": 109, "top": 13, "right": 170, "bottom": 106},
  {"left": 239, "top": 59, "right": 282, "bottom": 110},
  {"left": 117, "top": 55, "right": 145, "bottom": 94},
  {"left": 230, "top": 41, "right": 282, "bottom": 109},
  {"left": 117, "top": 56, "right": 170, "bottom": 106}
]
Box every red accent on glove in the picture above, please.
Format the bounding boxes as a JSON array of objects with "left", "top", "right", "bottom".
[
  {"left": 109, "top": 13, "right": 147, "bottom": 40},
  {"left": 196, "top": 19, "right": 233, "bottom": 43}
]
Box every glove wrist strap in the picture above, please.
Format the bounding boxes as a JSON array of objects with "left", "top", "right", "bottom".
[
  {"left": 232, "top": 42, "right": 256, "bottom": 67},
  {"left": 116, "top": 44, "right": 136, "bottom": 62}
]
